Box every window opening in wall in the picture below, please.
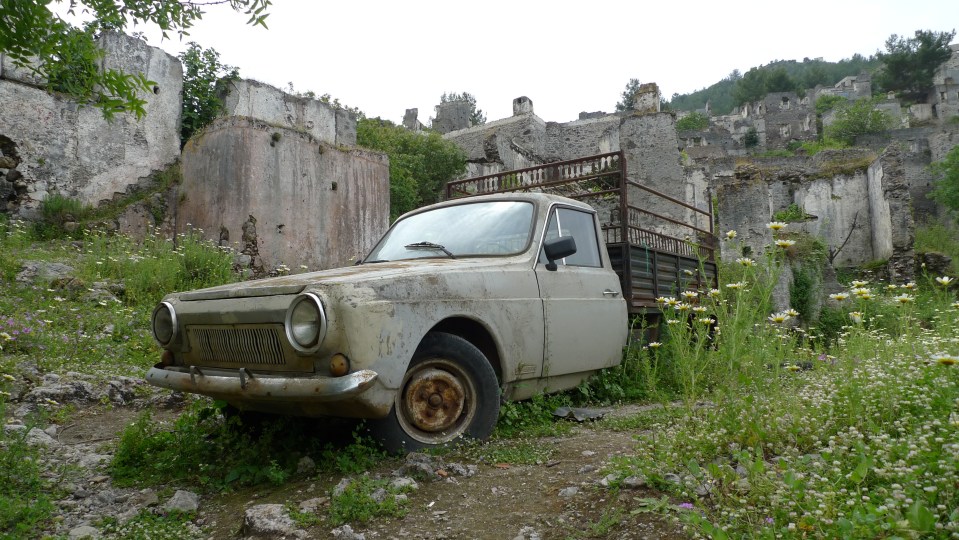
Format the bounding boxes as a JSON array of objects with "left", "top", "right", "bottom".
[{"left": 781, "top": 96, "right": 790, "bottom": 110}]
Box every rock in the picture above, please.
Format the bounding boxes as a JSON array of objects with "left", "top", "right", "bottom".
[
  {"left": 917, "top": 251, "right": 952, "bottom": 276},
  {"left": 394, "top": 493, "right": 408, "bottom": 504},
  {"left": 513, "top": 526, "right": 542, "bottom": 540},
  {"left": 43, "top": 425, "right": 58, "bottom": 437},
  {"left": 558, "top": 487, "right": 579, "bottom": 497},
  {"left": 26, "top": 427, "right": 59, "bottom": 447},
  {"left": 296, "top": 456, "right": 316, "bottom": 475},
  {"left": 297, "top": 497, "right": 328, "bottom": 513},
  {"left": 663, "top": 473, "right": 682, "bottom": 485},
  {"left": 163, "top": 490, "right": 200, "bottom": 514},
  {"left": 446, "top": 462, "right": 476, "bottom": 477},
  {"left": 68, "top": 525, "right": 99, "bottom": 539},
  {"left": 577, "top": 465, "right": 597, "bottom": 474},
  {"left": 130, "top": 488, "right": 159, "bottom": 507},
  {"left": 26, "top": 380, "right": 96, "bottom": 404},
  {"left": 581, "top": 450, "right": 596, "bottom": 457},
  {"left": 598, "top": 473, "right": 618, "bottom": 487},
  {"left": 16, "top": 261, "right": 76, "bottom": 284},
  {"left": 370, "top": 487, "right": 388, "bottom": 503},
  {"left": 622, "top": 475, "right": 647, "bottom": 489},
  {"left": 390, "top": 477, "right": 418, "bottom": 491},
  {"left": 332, "top": 477, "right": 352, "bottom": 496},
  {"left": 242, "top": 504, "right": 302, "bottom": 537},
  {"left": 99, "top": 378, "right": 137, "bottom": 405},
  {"left": 331, "top": 524, "right": 365, "bottom": 540}
]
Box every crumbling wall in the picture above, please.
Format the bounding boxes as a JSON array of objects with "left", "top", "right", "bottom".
[
  {"left": 544, "top": 116, "right": 620, "bottom": 162},
  {"left": 219, "top": 79, "right": 356, "bottom": 146},
  {"left": 432, "top": 100, "right": 473, "bottom": 134},
  {"left": 0, "top": 32, "right": 181, "bottom": 218},
  {"left": 871, "top": 146, "right": 915, "bottom": 281},
  {"left": 179, "top": 116, "right": 389, "bottom": 272}
]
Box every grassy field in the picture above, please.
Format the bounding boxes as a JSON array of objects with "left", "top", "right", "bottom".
[{"left": 1, "top": 214, "right": 957, "bottom": 538}]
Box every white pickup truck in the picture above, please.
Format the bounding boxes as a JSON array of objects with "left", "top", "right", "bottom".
[{"left": 147, "top": 152, "right": 716, "bottom": 452}]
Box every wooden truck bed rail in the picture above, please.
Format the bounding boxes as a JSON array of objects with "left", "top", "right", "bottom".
[{"left": 445, "top": 152, "right": 718, "bottom": 314}]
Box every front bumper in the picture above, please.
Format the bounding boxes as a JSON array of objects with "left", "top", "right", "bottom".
[{"left": 146, "top": 364, "right": 378, "bottom": 403}]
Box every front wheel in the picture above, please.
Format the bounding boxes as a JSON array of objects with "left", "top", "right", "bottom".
[{"left": 371, "top": 332, "right": 500, "bottom": 453}]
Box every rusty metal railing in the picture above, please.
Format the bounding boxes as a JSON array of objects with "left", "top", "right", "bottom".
[{"left": 445, "top": 152, "right": 715, "bottom": 261}]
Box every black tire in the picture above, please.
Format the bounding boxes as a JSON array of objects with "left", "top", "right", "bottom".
[{"left": 371, "top": 332, "right": 500, "bottom": 453}]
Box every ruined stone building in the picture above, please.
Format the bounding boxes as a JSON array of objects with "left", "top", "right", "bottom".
[{"left": 1, "top": 34, "right": 389, "bottom": 273}]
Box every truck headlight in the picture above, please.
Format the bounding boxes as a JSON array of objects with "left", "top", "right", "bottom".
[
  {"left": 285, "top": 293, "right": 328, "bottom": 352},
  {"left": 152, "top": 302, "right": 177, "bottom": 347}
]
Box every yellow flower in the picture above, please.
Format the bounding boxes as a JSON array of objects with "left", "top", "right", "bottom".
[
  {"left": 768, "top": 312, "right": 792, "bottom": 324},
  {"left": 935, "top": 276, "right": 954, "bottom": 286},
  {"left": 902, "top": 282, "right": 917, "bottom": 290},
  {"left": 725, "top": 230, "right": 738, "bottom": 240},
  {"left": 696, "top": 317, "right": 714, "bottom": 324},
  {"left": 692, "top": 306, "right": 707, "bottom": 314},
  {"left": 726, "top": 282, "right": 746, "bottom": 290},
  {"left": 681, "top": 291, "right": 698, "bottom": 300},
  {"left": 849, "top": 311, "right": 864, "bottom": 324},
  {"left": 851, "top": 280, "right": 869, "bottom": 287},
  {"left": 664, "top": 297, "right": 680, "bottom": 307},
  {"left": 829, "top": 293, "right": 849, "bottom": 302},
  {"left": 885, "top": 284, "right": 899, "bottom": 291},
  {"left": 0, "top": 332, "right": 11, "bottom": 341},
  {"left": 707, "top": 289, "right": 721, "bottom": 298},
  {"left": 785, "top": 364, "right": 802, "bottom": 372},
  {"left": 894, "top": 294, "right": 914, "bottom": 304},
  {"left": 675, "top": 303, "right": 691, "bottom": 311},
  {"left": 766, "top": 222, "right": 787, "bottom": 231},
  {"left": 736, "top": 257, "right": 755, "bottom": 267},
  {"left": 785, "top": 308, "right": 800, "bottom": 318},
  {"left": 648, "top": 342, "right": 662, "bottom": 349},
  {"left": 775, "top": 239, "right": 796, "bottom": 248}
]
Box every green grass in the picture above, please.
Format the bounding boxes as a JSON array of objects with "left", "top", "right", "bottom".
[
  {"left": 0, "top": 403, "right": 58, "bottom": 538},
  {"left": 916, "top": 222, "right": 959, "bottom": 274},
  {"left": 328, "top": 475, "right": 411, "bottom": 526}
]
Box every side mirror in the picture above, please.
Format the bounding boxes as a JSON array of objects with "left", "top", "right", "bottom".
[{"left": 543, "top": 237, "right": 576, "bottom": 271}]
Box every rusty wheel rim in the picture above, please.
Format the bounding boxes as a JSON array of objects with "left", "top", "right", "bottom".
[{"left": 397, "top": 359, "right": 476, "bottom": 444}]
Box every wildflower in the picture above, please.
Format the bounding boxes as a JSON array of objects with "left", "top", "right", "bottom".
[
  {"left": 678, "top": 502, "right": 695, "bottom": 510},
  {"left": 0, "top": 332, "right": 10, "bottom": 341},
  {"left": 902, "top": 282, "right": 917, "bottom": 290},
  {"left": 696, "top": 317, "right": 714, "bottom": 324},
  {"left": 935, "top": 276, "right": 954, "bottom": 286},
  {"left": 934, "top": 355, "right": 958, "bottom": 366},
  {"left": 849, "top": 312, "right": 863, "bottom": 324},
  {"left": 766, "top": 222, "right": 787, "bottom": 231},
  {"left": 663, "top": 297, "right": 680, "bottom": 307},
  {"left": 666, "top": 319, "right": 681, "bottom": 325},
  {"left": 725, "top": 230, "right": 738, "bottom": 240},
  {"left": 655, "top": 296, "right": 669, "bottom": 304},
  {"left": 1, "top": 374, "right": 13, "bottom": 381},
  {"left": 692, "top": 306, "right": 707, "bottom": 313},
  {"left": 648, "top": 342, "right": 662, "bottom": 349},
  {"left": 674, "top": 303, "right": 691, "bottom": 312},
  {"left": 786, "top": 364, "right": 802, "bottom": 372},
  {"left": 852, "top": 287, "right": 870, "bottom": 297},
  {"left": 829, "top": 293, "right": 849, "bottom": 302},
  {"left": 683, "top": 269, "right": 694, "bottom": 276},
  {"left": 726, "top": 282, "right": 747, "bottom": 290},
  {"left": 885, "top": 284, "right": 899, "bottom": 291},
  {"left": 775, "top": 239, "right": 796, "bottom": 248},
  {"left": 851, "top": 280, "right": 869, "bottom": 287},
  {"left": 681, "top": 291, "right": 698, "bottom": 300},
  {"left": 707, "top": 289, "right": 721, "bottom": 298},
  {"left": 785, "top": 308, "right": 800, "bottom": 318},
  {"left": 736, "top": 257, "right": 755, "bottom": 267},
  {"left": 769, "top": 312, "right": 792, "bottom": 324},
  {"left": 953, "top": 302, "right": 959, "bottom": 309},
  {"left": 893, "top": 294, "right": 914, "bottom": 305}
]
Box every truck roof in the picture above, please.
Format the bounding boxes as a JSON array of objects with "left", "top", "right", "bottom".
[{"left": 419, "top": 192, "right": 595, "bottom": 215}]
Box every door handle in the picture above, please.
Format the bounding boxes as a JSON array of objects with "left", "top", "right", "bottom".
[{"left": 603, "top": 289, "right": 620, "bottom": 297}]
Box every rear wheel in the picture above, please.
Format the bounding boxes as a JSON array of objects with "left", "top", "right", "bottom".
[{"left": 372, "top": 332, "right": 500, "bottom": 453}]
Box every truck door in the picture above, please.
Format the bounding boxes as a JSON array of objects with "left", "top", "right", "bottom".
[{"left": 534, "top": 206, "right": 628, "bottom": 377}]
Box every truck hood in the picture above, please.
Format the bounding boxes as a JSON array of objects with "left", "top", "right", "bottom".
[{"left": 174, "top": 256, "right": 532, "bottom": 301}]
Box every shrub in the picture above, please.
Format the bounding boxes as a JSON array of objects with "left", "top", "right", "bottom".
[{"left": 676, "top": 112, "right": 709, "bottom": 131}]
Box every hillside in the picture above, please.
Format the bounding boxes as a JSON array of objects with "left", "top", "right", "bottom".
[{"left": 669, "top": 54, "right": 881, "bottom": 114}]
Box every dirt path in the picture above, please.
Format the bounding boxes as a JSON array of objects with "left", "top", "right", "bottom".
[{"left": 59, "top": 404, "right": 688, "bottom": 539}]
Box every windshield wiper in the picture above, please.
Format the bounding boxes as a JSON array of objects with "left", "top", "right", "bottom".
[{"left": 404, "top": 241, "right": 456, "bottom": 259}]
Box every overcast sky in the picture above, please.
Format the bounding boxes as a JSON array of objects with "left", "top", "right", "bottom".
[{"left": 59, "top": 0, "right": 959, "bottom": 124}]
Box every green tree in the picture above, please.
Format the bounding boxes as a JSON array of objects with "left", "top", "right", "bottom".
[
  {"left": 440, "top": 92, "right": 486, "bottom": 126},
  {"left": 764, "top": 67, "right": 797, "bottom": 93},
  {"left": 357, "top": 118, "right": 467, "bottom": 219},
  {"left": 824, "top": 98, "right": 894, "bottom": 145},
  {"left": 676, "top": 111, "right": 709, "bottom": 131},
  {"left": 615, "top": 78, "right": 642, "bottom": 112},
  {"left": 732, "top": 68, "right": 769, "bottom": 106},
  {"left": 179, "top": 43, "right": 238, "bottom": 146},
  {"left": 0, "top": 0, "right": 270, "bottom": 119},
  {"left": 875, "top": 29, "right": 956, "bottom": 101},
  {"left": 930, "top": 145, "right": 959, "bottom": 215}
]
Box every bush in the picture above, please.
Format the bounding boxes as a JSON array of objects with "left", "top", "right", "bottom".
[
  {"left": 676, "top": 112, "right": 709, "bottom": 131},
  {"left": 825, "top": 98, "right": 894, "bottom": 145}
]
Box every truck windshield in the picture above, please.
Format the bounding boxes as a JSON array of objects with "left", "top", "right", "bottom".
[{"left": 365, "top": 201, "right": 535, "bottom": 262}]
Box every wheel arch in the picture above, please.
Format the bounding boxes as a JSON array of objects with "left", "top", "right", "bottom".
[{"left": 427, "top": 317, "right": 503, "bottom": 384}]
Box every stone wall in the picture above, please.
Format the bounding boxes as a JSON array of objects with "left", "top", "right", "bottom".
[
  {"left": 0, "top": 32, "right": 181, "bottom": 218},
  {"left": 219, "top": 79, "right": 356, "bottom": 146},
  {"left": 179, "top": 116, "right": 389, "bottom": 272}
]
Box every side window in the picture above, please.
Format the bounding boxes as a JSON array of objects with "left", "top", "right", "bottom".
[{"left": 540, "top": 207, "right": 602, "bottom": 267}]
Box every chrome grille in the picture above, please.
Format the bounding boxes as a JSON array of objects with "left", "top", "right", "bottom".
[{"left": 188, "top": 325, "right": 286, "bottom": 366}]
